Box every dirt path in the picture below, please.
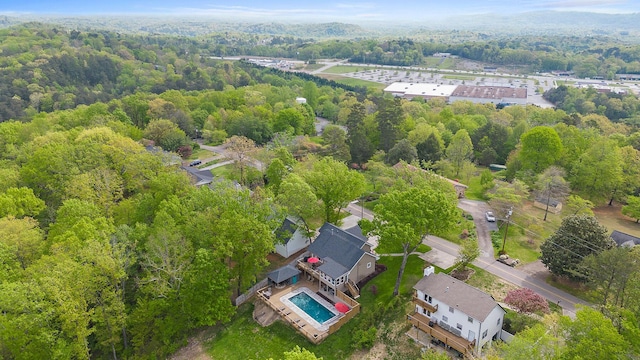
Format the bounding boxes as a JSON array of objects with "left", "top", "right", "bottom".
[
  {"left": 458, "top": 199, "right": 495, "bottom": 259},
  {"left": 169, "top": 330, "right": 214, "bottom": 360}
]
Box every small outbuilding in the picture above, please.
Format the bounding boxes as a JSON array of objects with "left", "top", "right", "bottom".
[
  {"left": 533, "top": 197, "right": 563, "bottom": 214},
  {"left": 267, "top": 265, "right": 301, "bottom": 289}
]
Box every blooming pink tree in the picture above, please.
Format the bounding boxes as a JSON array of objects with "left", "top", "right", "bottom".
[{"left": 504, "top": 288, "right": 550, "bottom": 314}]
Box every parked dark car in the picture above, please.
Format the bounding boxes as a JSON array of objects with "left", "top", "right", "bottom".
[{"left": 189, "top": 159, "right": 202, "bottom": 167}]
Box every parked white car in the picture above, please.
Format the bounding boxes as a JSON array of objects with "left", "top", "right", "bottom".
[{"left": 485, "top": 211, "right": 496, "bottom": 222}]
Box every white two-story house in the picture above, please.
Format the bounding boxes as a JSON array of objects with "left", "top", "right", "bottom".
[{"left": 409, "top": 266, "right": 506, "bottom": 357}]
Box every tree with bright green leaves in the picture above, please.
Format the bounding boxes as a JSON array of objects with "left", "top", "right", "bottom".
[
  {"left": 277, "top": 173, "right": 322, "bottom": 240},
  {"left": 268, "top": 346, "right": 322, "bottom": 360},
  {"left": 499, "top": 317, "right": 562, "bottom": 360},
  {"left": 265, "top": 158, "right": 288, "bottom": 195},
  {"left": 420, "top": 349, "right": 452, "bottom": 360},
  {"left": 611, "top": 146, "right": 640, "bottom": 206},
  {"left": 0, "top": 187, "right": 45, "bottom": 218},
  {"left": 445, "top": 129, "right": 474, "bottom": 177},
  {"left": 143, "top": 119, "right": 188, "bottom": 151},
  {"left": 456, "top": 238, "right": 480, "bottom": 271},
  {"left": 560, "top": 307, "right": 632, "bottom": 360},
  {"left": 302, "top": 157, "right": 365, "bottom": 224},
  {"left": 565, "top": 194, "right": 595, "bottom": 216},
  {"left": 0, "top": 217, "right": 44, "bottom": 271},
  {"left": 273, "top": 108, "right": 306, "bottom": 135},
  {"left": 518, "top": 126, "right": 563, "bottom": 174},
  {"left": 540, "top": 215, "right": 614, "bottom": 282},
  {"left": 570, "top": 137, "right": 622, "bottom": 203},
  {"left": 622, "top": 196, "right": 640, "bottom": 223},
  {"left": 361, "top": 175, "right": 458, "bottom": 296}
]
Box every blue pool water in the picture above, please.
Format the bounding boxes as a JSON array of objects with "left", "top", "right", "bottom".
[{"left": 289, "top": 292, "right": 335, "bottom": 324}]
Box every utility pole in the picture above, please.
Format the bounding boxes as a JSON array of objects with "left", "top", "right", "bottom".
[{"left": 500, "top": 207, "right": 513, "bottom": 255}]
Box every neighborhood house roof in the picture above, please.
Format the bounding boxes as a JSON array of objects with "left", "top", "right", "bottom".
[
  {"left": 414, "top": 273, "right": 501, "bottom": 321},
  {"left": 611, "top": 230, "right": 640, "bottom": 247},
  {"left": 308, "top": 223, "right": 367, "bottom": 277},
  {"left": 534, "top": 197, "right": 561, "bottom": 207},
  {"left": 276, "top": 218, "right": 298, "bottom": 244},
  {"left": 318, "top": 257, "right": 350, "bottom": 279},
  {"left": 181, "top": 166, "right": 214, "bottom": 186},
  {"left": 267, "top": 265, "right": 301, "bottom": 283},
  {"left": 344, "top": 225, "right": 367, "bottom": 242}
]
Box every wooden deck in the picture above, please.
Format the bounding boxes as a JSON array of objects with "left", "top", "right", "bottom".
[
  {"left": 256, "top": 275, "right": 360, "bottom": 344},
  {"left": 408, "top": 311, "right": 476, "bottom": 358}
]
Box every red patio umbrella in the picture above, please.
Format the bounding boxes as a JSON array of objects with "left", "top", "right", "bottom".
[
  {"left": 335, "top": 302, "right": 349, "bottom": 313},
  {"left": 307, "top": 257, "right": 320, "bottom": 264}
]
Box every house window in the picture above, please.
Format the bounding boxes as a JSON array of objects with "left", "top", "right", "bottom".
[
  {"left": 442, "top": 316, "right": 448, "bottom": 323},
  {"left": 428, "top": 295, "right": 432, "bottom": 303},
  {"left": 427, "top": 310, "right": 431, "bottom": 316},
  {"left": 367, "top": 262, "right": 372, "bottom": 269},
  {"left": 456, "top": 323, "right": 463, "bottom": 330},
  {"left": 482, "top": 330, "right": 488, "bottom": 339},
  {"left": 497, "top": 317, "right": 501, "bottom": 326},
  {"left": 423, "top": 308, "right": 428, "bottom": 315},
  {"left": 449, "top": 306, "right": 454, "bottom": 313},
  {"left": 468, "top": 316, "right": 473, "bottom": 323}
]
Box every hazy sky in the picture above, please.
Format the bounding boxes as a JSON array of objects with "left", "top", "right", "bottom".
[{"left": 1, "top": 0, "right": 637, "bottom": 20}]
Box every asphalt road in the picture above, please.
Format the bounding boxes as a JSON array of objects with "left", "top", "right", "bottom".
[{"left": 346, "top": 198, "right": 591, "bottom": 318}]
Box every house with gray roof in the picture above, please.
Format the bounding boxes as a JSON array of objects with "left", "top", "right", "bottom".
[
  {"left": 274, "top": 217, "right": 310, "bottom": 258},
  {"left": 611, "top": 230, "right": 640, "bottom": 248},
  {"left": 306, "top": 223, "right": 376, "bottom": 296},
  {"left": 181, "top": 166, "right": 214, "bottom": 187},
  {"left": 409, "top": 266, "right": 505, "bottom": 357}
]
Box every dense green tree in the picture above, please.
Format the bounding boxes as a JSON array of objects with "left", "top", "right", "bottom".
[
  {"left": 277, "top": 173, "right": 322, "bottom": 239},
  {"left": 302, "top": 157, "right": 365, "bottom": 224},
  {"left": 570, "top": 138, "right": 622, "bottom": 203},
  {"left": 321, "top": 125, "right": 350, "bottom": 162},
  {"left": 416, "top": 132, "right": 444, "bottom": 165},
  {"left": 0, "top": 187, "right": 45, "bottom": 218},
  {"left": 622, "top": 196, "right": 640, "bottom": 223},
  {"left": 385, "top": 138, "right": 417, "bottom": 165},
  {"left": 518, "top": 126, "right": 563, "bottom": 174},
  {"left": 361, "top": 176, "right": 458, "bottom": 296},
  {"left": 456, "top": 238, "right": 480, "bottom": 271},
  {"left": 540, "top": 215, "right": 614, "bottom": 281},
  {"left": 582, "top": 247, "right": 640, "bottom": 307},
  {"left": 445, "top": 129, "right": 473, "bottom": 177},
  {"left": 560, "top": 307, "right": 631, "bottom": 360},
  {"left": 376, "top": 97, "right": 403, "bottom": 152}
]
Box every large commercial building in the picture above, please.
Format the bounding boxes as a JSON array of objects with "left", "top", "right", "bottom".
[
  {"left": 449, "top": 85, "right": 527, "bottom": 105},
  {"left": 383, "top": 83, "right": 458, "bottom": 101},
  {"left": 384, "top": 82, "right": 528, "bottom": 105}
]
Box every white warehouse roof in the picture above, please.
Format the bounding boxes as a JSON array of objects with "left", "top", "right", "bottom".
[{"left": 384, "top": 82, "right": 458, "bottom": 99}]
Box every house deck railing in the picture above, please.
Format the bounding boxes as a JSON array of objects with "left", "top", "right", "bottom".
[{"left": 408, "top": 311, "right": 476, "bottom": 359}]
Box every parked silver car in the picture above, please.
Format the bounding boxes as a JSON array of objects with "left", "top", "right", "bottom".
[{"left": 485, "top": 211, "right": 496, "bottom": 222}]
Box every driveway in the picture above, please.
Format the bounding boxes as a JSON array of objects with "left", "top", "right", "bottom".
[{"left": 458, "top": 199, "right": 495, "bottom": 260}]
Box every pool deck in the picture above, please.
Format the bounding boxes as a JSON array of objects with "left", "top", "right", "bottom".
[{"left": 256, "top": 277, "right": 360, "bottom": 343}]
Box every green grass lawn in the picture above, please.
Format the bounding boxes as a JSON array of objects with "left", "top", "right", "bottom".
[
  {"left": 321, "top": 65, "right": 375, "bottom": 74},
  {"left": 329, "top": 77, "right": 387, "bottom": 90},
  {"left": 304, "top": 63, "right": 324, "bottom": 71},
  {"left": 206, "top": 254, "right": 426, "bottom": 360},
  {"left": 210, "top": 163, "right": 234, "bottom": 178},
  {"left": 433, "top": 213, "right": 475, "bottom": 245},
  {"left": 464, "top": 175, "right": 488, "bottom": 201},
  {"left": 189, "top": 147, "right": 214, "bottom": 160}
]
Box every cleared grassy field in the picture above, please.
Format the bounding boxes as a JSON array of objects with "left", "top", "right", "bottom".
[
  {"left": 318, "top": 74, "right": 386, "bottom": 90},
  {"left": 321, "top": 65, "right": 375, "bottom": 74},
  {"left": 593, "top": 204, "right": 640, "bottom": 237}
]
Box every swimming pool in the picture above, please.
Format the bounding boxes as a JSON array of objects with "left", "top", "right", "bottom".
[{"left": 289, "top": 292, "right": 335, "bottom": 324}]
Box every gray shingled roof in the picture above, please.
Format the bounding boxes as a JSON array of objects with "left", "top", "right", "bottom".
[
  {"left": 611, "top": 230, "right": 640, "bottom": 247},
  {"left": 535, "top": 196, "right": 561, "bottom": 207},
  {"left": 318, "top": 257, "right": 349, "bottom": 279},
  {"left": 308, "top": 223, "right": 366, "bottom": 276},
  {"left": 267, "top": 265, "right": 301, "bottom": 283},
  {"left": 414, "top": 273, "right": 503, "bottom": 322},
  {"left": 345, "top": 225, "right": 367, "bottom": 241},
  {"left": 276, "top": 218, "right": 298, "bottom": 244},
  {"left": 181, "top": 166, "right": 214, "bottom": 186}
]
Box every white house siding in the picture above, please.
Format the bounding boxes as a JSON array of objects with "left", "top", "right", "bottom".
[
  {"left": 274, "top": 230, "right": 309, "bottom": 258},
  {"left": 414, "top": 288, "right": 505, "bottom": 354}
]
